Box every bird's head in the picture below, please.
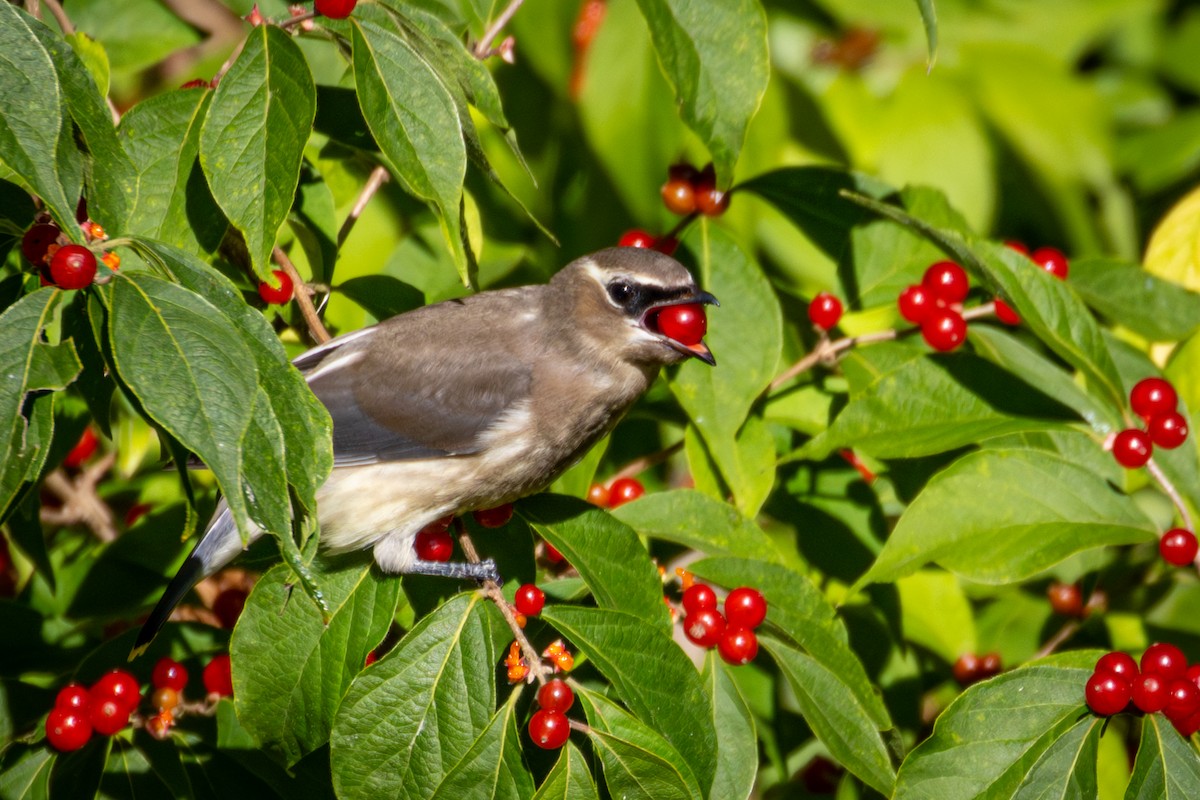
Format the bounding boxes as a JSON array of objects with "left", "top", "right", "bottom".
[{"left": 550, "top": 247, "right": 718, "bottom": 368}]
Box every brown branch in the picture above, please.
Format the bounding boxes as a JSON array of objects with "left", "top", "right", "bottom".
[
  {"left": 40, "top": 453, "right": 118, "bottom": 541},
  {"left": 1032, "top": 619, "right": 1082, "bottom": 661},
  {"left": 39, "top": 0, "right": 74, "bottom": 34},
  {"left": 609, "top": 441, "right": 684, "bottom": 483},
  {"left": 272, "top": 246, "right": 330, "bottom": 344},
  {"left": 473, "top": 0, "right": 524, "bottom": 58},
  {"left": 337, "top": 166, "right": 390, "bottom": 249},
  {"left": 1145, "top": 457, "right": 1195, "bottom": 537},
  {"left": 278, "top": 10, "right": 316, "bottom": 31}
]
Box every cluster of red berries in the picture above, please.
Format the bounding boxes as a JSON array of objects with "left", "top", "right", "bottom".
[
  {"left": 660, "top": 163, "right": 730, "bottom": 218},
  {"left": 21, "top": 203, "right": 120, "bottom": 290},
  {"left": 1110, "top": 377, "right": 1190, "bottom": 469},
  {"left": 528, "top": 678, "right": 575, "bottom": 750},
  {"left": 587, "top": 477, "right": 646, "bottom": 509},
  {"left": 413, "top": 504, "right": 516, "bottom": 563},
  {"left": 952, "top": 651, "right": 1002, "bottom": 686},
  {"left": 679, "top": 582, "right": 767, "bottom": 666},
  {"left": 1085, "top": 643, "right": 1200, "bottom": 735},
  {"left": 44, "top": 655, "right": 233, "bottom": 752},
  {"left": 992, "top": 242, "right": 1069, "bottom": 324}
]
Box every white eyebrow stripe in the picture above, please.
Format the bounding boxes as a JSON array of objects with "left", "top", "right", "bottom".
[{"left": 581, "top": 261, "right": 676, "bottom": 289}]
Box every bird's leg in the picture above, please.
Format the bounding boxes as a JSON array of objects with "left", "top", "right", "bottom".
[{"left": 406, "top": 557, "right": 501, "bottom": 583}]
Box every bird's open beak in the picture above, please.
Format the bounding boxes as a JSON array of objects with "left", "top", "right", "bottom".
[{"left": 644, "top": 290, "right": 719, "bottom": 366}]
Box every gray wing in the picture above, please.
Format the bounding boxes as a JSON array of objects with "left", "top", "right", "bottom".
[{"left": 300, "top": 293, "right": 536, "bottom": 467}]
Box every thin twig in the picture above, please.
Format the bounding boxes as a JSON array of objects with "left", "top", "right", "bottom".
[
  {"left": 473, "top": 0, "right": 524, "bottom": 58},
  {"left": 609, "top": 441, "right": 684, "bottom": 483},
  {"left": 39, "top": 0, "right": 74, "bottom": 34},
  {"left": 1032, "top": 619, "right": 1082, "bottom": 661},
  {"left": 211, "top": 34, "right": 247, "bottom": 86},
  {"left": 273, "top": 247, "right": 331, "bottom": 344},
  {"left": 337, "top": 166, "right": 390, "bottom": 249},
  {"left": 40, "top": 452, "right": 118, "bottom": 541},
  {"left": 277, "top": 10, "right": 316, "bottom": 30},
  {"left": 1145, "top": 457, "right": 1196, "bottom": 539}
]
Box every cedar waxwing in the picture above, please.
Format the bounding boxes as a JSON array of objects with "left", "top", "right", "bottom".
[{"left": 132, "top": 247, "right": 717, "bottom": 655}]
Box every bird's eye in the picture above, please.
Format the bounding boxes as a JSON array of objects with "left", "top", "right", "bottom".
[{"left": 607, "top": 282, "right": 635, "bottom": 306}]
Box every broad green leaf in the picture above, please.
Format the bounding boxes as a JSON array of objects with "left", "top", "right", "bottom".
[
  {"left": 1125, "top": 715, "right": 1200, "bottom": 799},
  {"left": 106, "top": 272, "right": 262, "bottom": 541},
  {"left": 1070, "top": 257, "right": 1200, "bottom": 342},
  {"left": 857, "top": 448, "right": 1155, "bottom": 588},
  {"left": 232, "top": 554, "right": 400, "bottom": 766},
  {"left": 671, "top": 226, "right": 781, "bottom": 515},
  {"left": 578, "top": 689, "right": 703, "bottom": 800},
  {"left": 612, "top": 489, "right": 781, "bottom": 563},
  {"left": 519, "top": 494, "right": 667, "bottom": 627},
  {"left": 894, "top": 651, "right": 1101, "bottom": 799},
  {"left": 62, "top": 0, "right": 201, "bottom": 75},
  {"left": 803, "top": 340, "right": 1080, "bottom": 460},
  {"left": 1145, "top": 183, "right": 1200, "bottom": 291},
  {"left": 540, "top": 606, "right": 717, "bottom": 795},
  {"left": 200, "top": 25, "right": 315, "bottom": 281},
  {"left": 896, "top": 571, "right": 976, "bottom": 664},
  {"left": 331, "top": 594, "right": 502, "bottom": 800},
  {"left": 0, "top": 745, "right": 53, "bottom": 800},
  {"left": 65, "top": 33, "right": 109, "bottom": 99},
  {"left": 350, "top": 19, "right": 468, "bottom": 284},
  {"left": 703, "top": 654, "right": 757, "bottom": 800},
  {"left": 120, "top": 90, "right": 226, "bottom": 255},
  {"left": 429, "top": 689, "right": 535, "bottom": 800},
  {"left": 532, "top": 744, "right": 599, "bottom": 800},
  {"left": 762, "top": 636, "right": 896, "bottom": 796},
  {"left": 633, "top": 0, "right": 769, "bottom": 182},
  {"left": 0, "top": 290, "right": 80, "bottom": 523},
  {"left": 0, "top": 5, "right": 78, "bottom": 235}
]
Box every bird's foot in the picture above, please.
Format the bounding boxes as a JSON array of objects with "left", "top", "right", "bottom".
[{"left": 408, "top": 557, "right": 501, "bottom": 585}]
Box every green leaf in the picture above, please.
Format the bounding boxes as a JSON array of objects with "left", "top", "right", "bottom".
[
  {"left": 578, "top": 689, "right": 703, "bottom": 800},
  {"left": 612, "top": 489, "right": 781, "bottom": 563},
  {"left": 857, "top": 448, "right": 1155, "bottom": 588},
  {"left": 0, "top": 289, "right": 80, "bottom": 523},
  {"left": 232, "top": 555, "right": 399, "bottom": 766},
  {"left": 540, "top": 606, "right": 718, "bottom": 795},
  {"left": 670, "top": 226, "right": 781, "bottom": 515},
  {"left": 518, "top": 494, "right": 668, "bottom": 627},
  {"left": 199, "top": 25, "right": 316, "bottom": 281},
  {"left": 0, "top": 5, "right": 79, "bottom": 235},
  {"left": 430, "top": 692, "right": 536, "bottom": 800},
  {"left": 802, "top": 340, "right": 1080, "bottom": 460},
  {"left": 633, "top": 0, "right": 768, "bottom": 182},
  {"left": 330, "top": 594, "right": 502, "bottom": 800},
  {"left": 895, "top": 570, "right": 977, "bottom": 664},
  {"left": 350, "top": 19, "right": 468, "bottom": 284},
  {"left": 1125, "top": 715, "right": 1200, "bottom": 799},
  {"left": 1069, "top": 257, "right": 1200, "bottom": 342},
  {"left": 703, "top": 654, "right": 757, "bottom": 800},
  {"left": 762, "top": 636, "right": 896, "bottom": 796},
  {"left": 106, "top": 272, "right": 264, "bottom": 540},
  {"left": 894, "top": 651, "right": 1101, "bottom": 799},
  {"left": 0, "top": 745, "right": 53, "bottom": 800},
  {"left": 532, "top": 743, "right": 599, "bottom": 800},
  {"left": 915, "top": 0, "right": 938, "bottom": 64}
]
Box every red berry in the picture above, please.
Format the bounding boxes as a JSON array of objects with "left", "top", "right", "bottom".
[
  {"left": 977, "top": 652, "right": 1002, "bottom": 680},
  {"left": 1176, "top": 709, "right": 1200, "bottom": 737},
  {"left": 49, "top": 244, "right": 98, "bottom": 289},
  {"left": 63, "top": 426, "right": 99, "bottom": 468},
  {"left": 1031, "top": 247, "right": 1069, "bottom": 280},
  {"left": 607, "top": 477, "right": 645, "bottom": 508},
  {"left": 21, "top": 223, "right": 60, "bottom": 265},
  {"left": 653, "top": 303, "right": 707, "bottom": 346},
  {"left": 1142, "top": 643, "right": 1188, "bottom": 681},
  {"left": 618, "top": 229, "right": 655, "bottom": 249},
  {"left": 152, "top": 657, "right": 188, "bottom": 691},
  {"left": 922, "top": 261, "right": 969, "bottom": 304},
  {"left": 921, "top": 308, "right": 967, "bottom": 352},
  {"left": 1085, "top": 671, "right": 1131, "bottom": 716},
  {"left": 314, "top": 0, "right": 357, "bottom": 19},
  {"left": 667, "top": 163, "right": 700, "bottom": 184},
  {"left": 124, "top": 502, "right": 153, "bottom": 527},
  {"left": 1166, "top": 678, "right": 1200, "bottom": 721},
  {"left": 55, "top": 683, "right": 91, "bottom": 712},
  {"left": 724, "top": 587, "right": 767, "bottom": 629},
  {"left": 683, "top": 609, "right": 726, "bottom": 648},
  {"left": 415, "top": 529, "right": 453, "bottom": 562},
  {"left": 994, "top": 298, "right": 1021, "bottom": 325},
  {"left": 45, "top": 708, "right": 92, "bottom": 752},
  {"left": 1096, "top": 651, "right": 1139, "bottom": 681},
  {"left": 681, "top": 583, "right": 718, "bottom": 615},
  {"left": 1047, "top": 582, "right": 1083, "bottom": 617},
  {"left": 1111, "top": 429, "right": 1152, "bottom": 468},
  {"left": 180, "top": 78, "right": 209, "bottom": 89},
  {"left": 473, "top": 504, "right": 514, "bottom": 528},
  {"left": 897, "top": 284, "right": 934, "bottom": 324},
  {"left": 953, "top": 653, "right": 979, "bottom": 685},
  {"left": 717, "top": 627, "right": 759, "bottom": 665},
  {"left": 536, "top": 679, "right": 574, "bottom": 713},
  {"left": 150, "top": 686, "right": 180, "bottom": 712},
  {"left": 1148, "top": 411, "right": 1188, "bottom": 449},
  {"left": 586, "top": 483, "right": 610, "bottom": 507},
  {"left": 514, "top": 583, "right": 545, "bottom": 616},
  {"left": 661, "top": 178, "right": 696, "bottom": 216},
  {"left": 257, "top": 269, "right": 294, "bottom": 305},
  {"left": 1130, "top": 378, "right": 1177, "bottom": 420},
  {"left": 91, "top": 669, "right": 140, "bottom": 712},
  {"left": 89, "top": 697, "right": 131, "bottom": 736},
  {"left": 543, "top": 542, "right": 565, "bottom": 564},
  {"left": 213, "top": 588, "right": 249, "bottom": 629},
  {"left": 808, "top": 292, "right": 843, "bottom": 331},
  {"left": 1160, "top": 529, "right": 1199, "bottom": 567},
  {"left": 652, "top": 236, "right": 679, "bottom": 256},
  {"left": 693, "top": 166, "right": 729, "bottom": 217},
  {"left": 528, "top": 709, "right": 571, "bottom": 749},
  {"left": 1004, "top": 240, "right": 1030, "bottom": 255},
  {"left": 1133, "top": 673, "right": 1170, "bottom": 713},
  {"left": 203, "top": 654, "right": 233, "bottom": 697}
]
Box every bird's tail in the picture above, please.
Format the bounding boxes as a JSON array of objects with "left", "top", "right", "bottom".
[{"left": 130, "top": 501, "right": 257, "bottom": 659}]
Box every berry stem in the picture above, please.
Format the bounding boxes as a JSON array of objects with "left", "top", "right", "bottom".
[
  {"left": 608, "top": 441, "right": 683, "bottom": 484},
  {"left": 278, "top": 10, "right": 318, "bottom": 30},
  {"left": 39, "top": 0, "right": 76, "bottom": 35},
  {"left": 272, "top": 246, "right": 330, "bottom": 344},
  {"left": 337, "top": 165, "right": 391, "bottom": 250},
  {"left": 1143, "top": 458, "right": 1197, "bottom": 557},
  {"left": 454, "top": 518, "right": 551, "bottom": 684},
  {"left": 473, "top": 0, "right": 525, "bottom": 58}
]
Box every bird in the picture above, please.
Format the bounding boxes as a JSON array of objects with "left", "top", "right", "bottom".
[{"left": 131, "top": 246, "right": 717, "bottom": 656}]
